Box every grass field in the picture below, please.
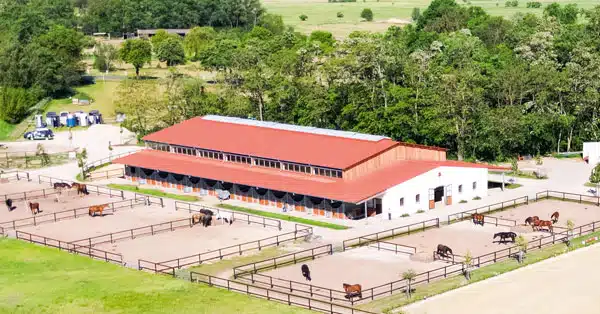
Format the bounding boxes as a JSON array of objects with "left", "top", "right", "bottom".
[
  {"left": 107, "top": 183, "right": 202, "bottom": 202},
  {"left": 45, "top": 81, "right": 121, "bottom": 119},
  {"left": 263, "top": 0, "right": 598, "bottom": 37},
  {"left": 218, "top": 204, "right": 350, "bottom": 230},
  {"left": 0, "top": 238, "right": 312, "bottom": 314},
  {"left": 0, "top": 120, "right": 16, "bottom": 141}
]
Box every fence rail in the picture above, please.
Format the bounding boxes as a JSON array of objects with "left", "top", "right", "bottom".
[
  {"left": 87, "top": 168, "right": 125, "bottom": 181},
  {"left": 71, "top": 217, "right": 193, "bottom": 247},
  {"left": 38, "top": 175, "right": 125, "bottom": 199},
  {"left": 233, "top": 244, "right": 333, "bottom": 279},
  {"left": 175, "top": 201, "right": 282, "bottom": 230},
  {"left": 0, "top": 171, "right": 31, "bottom": 182},
  {"left": 134, "top": 193, "right": 165, "bottom": 208},
  {"left": 343, "top": 218, "right": 440, "bottom": 251},
  {"left": 0, "top": 198, "right": 144, "bottom": 231},
  {"left": 83, "top": 150, "right": 138, "bottom": 173},
  {"left": 447, "top": 196, "right": 529, "bottom": 225},
  {"left": 0, "top": 151, "right": 72, "bottom": 169},
  {"left": 536, "top": 190, "right": 600, "bottom": 205},
  {"left": 139, "top": 225, "right": 314, "bottom": 273},
  {"left": 16, "top": 230, "right": 123, "bottom": 264},
  {"left": 190, "top": 272, "right": 376, "bottom": 314}
]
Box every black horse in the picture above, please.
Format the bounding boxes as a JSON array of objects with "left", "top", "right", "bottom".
[
  {"left": 202, "top": 214, "right": 212, "bottom": 227},
  {"left": 200, "top": 209, "right": 214, "bottom": 216},
  {"left": 436, "top": 244, "right": 453, "bottom": 258},
  {"left": 493, "top": 232, "right": 517, "bottom": 243},
  {"left": 301, "top": 264, "right": 311, "bottom": 281},
  {"left": 5, "top": 198, "right": 14, "bottom": 211}
]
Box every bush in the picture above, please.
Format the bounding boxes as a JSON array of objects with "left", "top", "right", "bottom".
[
  {"left": 401, "top": 213, "right": 410, "bottom": 217},
  {"left": 505, "top": 0, "right": 518, "bottom": 7},
  {"left": 416, "top": 209, "right": 425, "bottom": 214},
  {"left": 459, "top": 200, "right": 468, "bottom": 204},
  {"left": 361, "top": 8, "right": 374, "bottom": 21},
  {"left": 337, "top": 12, "right": 344, "bottom": 18},
  {"left": 299, "top": 14, "right": 308, "bottom": 21},
  {"left": 473, "top": 196, "right": 482, "bottom": 200},
  {"left": 526, "top": 1, "right": 541, "bottom": 8}
]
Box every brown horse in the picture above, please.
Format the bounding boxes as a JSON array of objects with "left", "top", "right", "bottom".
[
  {"left": 72, "top": 183, "right": 89, "bottom": 196},
  {"left": 525, "top": 216, "right": 540, "bottom": 226},
  {"left": 192, "top": 213, "right": 212, "bottom": 227},
  {"left": 551, "top": 211, "right": 559, "bottom": 224},
  {"left": 28, "top": 202, "right": 40, "bottom": 215},
  {"left": 472, "top": 213, "right": 485, "bottom": 226},
  {"left": 89, "top": 204, "right": 108, "bottom": 217},
  {"left": 343, "top": 283, "right": 362, "bottom": 299},
  {"left": 534, "top": 220, "right": 553, "bottom": 232},
  {"left": 436, "top": 244, "right": 453, "bottom": 258}
]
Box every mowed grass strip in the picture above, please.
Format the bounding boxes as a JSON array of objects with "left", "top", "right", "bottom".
[
  {"left": 0, "top": 238, "right": 313, "bottom": 314},
  {"left": 107, "top": 183, "right": 201, "bottom": 202},
  {"left": 218, "top": 204, "right": 349, "bottom": 230},
  {"left": 358, "top": 231, "right": 600, "bottom": 313}
]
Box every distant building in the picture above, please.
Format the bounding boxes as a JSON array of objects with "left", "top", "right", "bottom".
[
  {"left": 136, "top": 29, "right": 190, "bottom": 38},
  {"left": 113, "top": 115, "right": 507, "bottom": 220}
]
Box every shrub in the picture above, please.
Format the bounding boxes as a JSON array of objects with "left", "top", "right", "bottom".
[
  {"left": 526, "top": 1, "right": 541, "bottom": 8},
  {"left": 401, "top": 213, "right": 410, "bottom": 217},
  {"left": 459, "top": 200, "right": 468, "bottom": 204},
  {"left": 360, "top": 8, "right": 374, "bottom": 21},
  {"left": 337, "top": 12, "right": 344, "bottom": 18},
  {"left": 299, "top": 14, "right": 308, "bottom": 21},
  {"left": 411, "top": 7, "right": 420, "bottom": 22},
  {"left": 473, "top": 196, "right": 482, "bottom": 200},
  {"left": 505, "top": 0, "right": 518, "bottom": 7},
  {"left": 416, "top": 209, "right": 425, "bottom": 214}
]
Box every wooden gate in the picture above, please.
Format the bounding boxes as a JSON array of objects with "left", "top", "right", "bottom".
[
  {"left": 429, "top": 188, "right": 435, "bottom": 209},
  {"left": 445, "top": 185, "right": 452, "bottom": 205}
]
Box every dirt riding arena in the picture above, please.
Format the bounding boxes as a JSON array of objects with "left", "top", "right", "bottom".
[
  {"left": 263, "top": 246, "right": 448, "bottom": 291},
  {"left": 95, "top": 221, "right": 289, "bottom": 265},
  {"left": 0, "top": 179, "right": 42, "bottom": 194},
  {"left": 19, "top": 204, "right": 186, "bottom": 241}
]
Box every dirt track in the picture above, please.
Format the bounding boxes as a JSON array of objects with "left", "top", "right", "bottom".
[{"left": 403, "top": 243, "right": 600, "bottom": 314}]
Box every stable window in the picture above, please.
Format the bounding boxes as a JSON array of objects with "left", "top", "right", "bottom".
[
  {"left": 416, "top": 194, "right": 420, "bottom": 204},
  {"left": 472, "top": 182, "right": 477, "bottom": 190},
  {"left": 458, "top": 185, "right": 463, "bottom": 193},
  {"left": 400, "top": 197, "right": 404, "bottom": 207}
]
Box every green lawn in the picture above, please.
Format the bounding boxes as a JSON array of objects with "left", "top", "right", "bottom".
[
  {"left": 218, "top": 204, "right": 349, "bottom": 230},
  {"left": 490, "top": 170, "right": 547, "bottom": 179},
  {"left": 505, "top": 183, "right": 522, "bottom": 189},
  {"left": 184, "top": 247, "right": 287, "bottom": 277},
  {"left": 107, "top": 183, "right": 202, "bottom": 202},
  {"left": 0, "top": 120, "right": 16, "bottom": 141},
  {"left": 45, "top": 81, "right": 120, "bottom": 119},
  {"left": 263, "top": 0, "right": 598, "bottom": 37},
  {"left": 0, "top": 238, "right": 312, "bottom": 314},
  {"left": 359, "top": 231, "right": 600, "bottom": 313}
]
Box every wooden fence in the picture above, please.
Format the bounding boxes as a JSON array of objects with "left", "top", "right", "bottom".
[
  {"left": 342, "top": 218, "right": 440, "bottom": 251},
  {"left": 0, "top": 170, "right": 30, "bottom": 182},
  {"left": 233, "top": 244, "right": 333, "bottom": 279},
  {"left": 189, "top": 272, "right": 376, "bottom": 314},
  {"left": 83, "top": 150, "right": 138, "bottom": 173},
  {"left": 38, "top": 175, "right": 125, "bottom": 199},
  {"left": 134, "top": 193, "right": 165, "bottom": 207},
  {"left": 87, "top": 168, "right": 125, "bottom": 181},
  {"left": 16, "top": 230, "right": 123, "bottom": 264},
  {"left": 0, "top": 198, "right": 145, "bottom": 231},
  {"left": 447, "top": 196, "right": 529, "bottom": 224},
  {"left": 138, "top": 225, "right": 313, "bottom": 273},
  {"left": 174, "top": 201, "right": 282, "bottom": 230},
  {"left": 535, "top": 190, "right": 600, "bottom": 205},
  {"left": 0, "top": 151, "right": 72, "bottom": 169}
]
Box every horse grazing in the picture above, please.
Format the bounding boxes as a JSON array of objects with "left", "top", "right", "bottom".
[
  {"left": 5, "top": 199, "right": 14, "bottom": 211},
  {"left": 216, "top": 211, "right": 234, "bottom": 225},
  {"left": 28, "top": 202, "right": 40, "bottom": 215},
  {"left": 343, "top": 283, "right": 362, "bottom": 300},
  {"left": 72, "top": 183, "right": 89, "bottom": 196},
  {"left": 525, "top": 216, "right": 540, "bottom": 226},
  {"left": 53, "top": 182, "right": 71, "bottom": 190},
  {"left": 89, "top": 204, "right": 108, "bottom": 217},
  {"left": 436, "top": 244, "right": 453, "bottom": 258},
  {"left": 493, "top": 232, "right": 517, "bottom": 243},
  {"left": 550, "top": 211, "right": 559, "bottom": 224},
  {"left": 472, "top": 213, "right": 485, "bottom": 226},
  {"left": 192, "top": 213, "right": 212, "bottom": 227},
  {"left": 536, "top": 220, "right": 553, "bottom": 233},
  {"left": 301, "top": 264, "right": 311, "bottom": 281}
]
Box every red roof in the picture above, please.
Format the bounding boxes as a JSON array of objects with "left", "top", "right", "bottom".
[
  {"left": 113, "top": 150, "right": 507, "bottom": 203},
  {"left": 142, "top": 117, "right": 400, "bottom": 169}
]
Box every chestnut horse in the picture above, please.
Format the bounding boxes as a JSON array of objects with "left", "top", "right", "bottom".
[
  {"left": 343, "top": 283, "right": 362, "bottom": 299},
  {"left": 28, "top": 202, "right": 40, "bottom": 215},
  {"left": 534, "top": 220, "right": 553, "bottom": 232},
  {"left": 550, "top": 211, "right": 559, "bottom": 224},
  {"left": 472, "top": 213, "right": 485, "bottom": 226},
  {"left": 89, "top": 204, "right": 108, "bottom": 217},
  {"left": 525, "top": 216, "right": 540, "bottom": 226},
  {"left": 72, "top": 183, "right": 89, "bottom": 196}
]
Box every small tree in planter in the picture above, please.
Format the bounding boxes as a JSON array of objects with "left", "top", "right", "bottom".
[
  {"left": 566, "top": 219, "right": 575, "bottom": 247},
  {"left": 511, "top": 158, "right": 519, "bottom": 175},
  {"left": 463, "top": 250, "right": 473, "bottom": 280},
  {"left": 299, "top": 14, "right": 308, "bottom": 21},
  {"left": 515, "top": 235, "right": 528, "bottom": 263},
  {"left": 402, "top": 269, "right": 417, "bottom": 299},
  {"left": 589, "top": 164, "right": 600, "bottom": 187}
]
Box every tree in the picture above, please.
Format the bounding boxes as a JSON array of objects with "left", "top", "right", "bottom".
[
  {"left": 515, "top": 235, "right": 528, "bottom": 263},
  {"left": 119, "top": 39, "right": 152, "bottom": 77},
  {"left": 151, "top": 30, "right": 170, "bottom": 48},
  {"left": 402, "top": 269, "right": 417, "bottom": 298},
  {"left": 156, "top": 37, "right": 185, "bottom": 66},
  {"left": 566, "top": 219, "right": 575, "bottom": 246},
  {"left": 184, "top": 27, "right": 216, "bottom": 61},
  {"left": 115, "top": 80, "right": 167, "bottom": 138},
  {"left": 412, "top": 8, "right": 421, "bottom": 22},
  {"left": 299, "top": 14, "right": 308, "bottom": 21},
  {"left": 76, "top": 148, "right": 88, "bottom": 179},
  {"left": 590, "top": 164, "right": 600, "bottom": 184},
  {"left": 361, "top": 8, "right": 374, "bottom": 22},
  {"left": 93, "top": 42, "right": 119, "bottom": 72},
  {"left": 463, "top": 250, "right": 473, "bottom": 280},
  {"left": 36, "top": 143, "right": 50, "bottom": 166}
]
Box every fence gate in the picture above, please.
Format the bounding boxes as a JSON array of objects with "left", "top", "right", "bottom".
[
  {"left": 445, "top": 185, "right": 452, "bottom": 205},
  {"left": 429, "top": 188, "right": 435, "bottom": 209}
]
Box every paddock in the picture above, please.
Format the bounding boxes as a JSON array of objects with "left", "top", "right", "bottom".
[
  {"left": 260, "top": 246, "right": 448, "bottom": 292},
  {"left": 18, "top": 204, "right": 186, "bottom": 242},
  {"left": 94, "top": 221, "right": 291, "bottom": 265},
  {"left": 487, "top": 199, "right": 600, "bottom": 229},
  {"left": 0, "top": 179, "right": 49, "bottom": 195}
]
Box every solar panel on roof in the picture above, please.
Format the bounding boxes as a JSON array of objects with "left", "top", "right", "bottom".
[{"left": 202, "top": 115, "right": 389, "bottom": 141}]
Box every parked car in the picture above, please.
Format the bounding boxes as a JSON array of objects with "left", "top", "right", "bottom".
[{"left": 24, "top": 128, "right": 54, "bottom": 140}]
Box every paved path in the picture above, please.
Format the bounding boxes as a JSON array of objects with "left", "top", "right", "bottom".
[{"left": 403, "top": 242, "right": 600, "bottom": 314}]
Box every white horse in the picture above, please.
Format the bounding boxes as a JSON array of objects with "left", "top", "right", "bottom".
[{"left": 216, "top": 211, "right": 234, "bottom": 225}]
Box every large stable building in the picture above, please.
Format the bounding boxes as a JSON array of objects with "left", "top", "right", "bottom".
[{"left": 113, "top": 115, "right": 505, "bottom": 219}]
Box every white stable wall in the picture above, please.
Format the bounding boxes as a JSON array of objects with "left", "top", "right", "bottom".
[
  {"left": 381, "top": 166, "right": 488, "bottom": 218},
  {"left": 583, "top": 142, "right": 600, "bottom": 165}
]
